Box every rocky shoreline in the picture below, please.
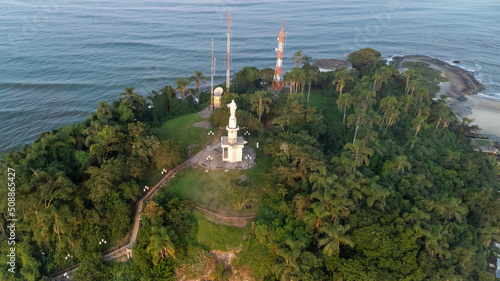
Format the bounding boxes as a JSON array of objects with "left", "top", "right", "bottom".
[
  {"left": 393, "top": 55, "right": 500, "bottom": 141},
  {"left": 392, "top": 55, "right": 484, "bottom": 98}
]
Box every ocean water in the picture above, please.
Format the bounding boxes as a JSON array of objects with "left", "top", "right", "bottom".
[{"left": 1, "top": 0, "right": 499, "bottom": 153}]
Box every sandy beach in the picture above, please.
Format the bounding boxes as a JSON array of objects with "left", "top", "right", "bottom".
[{"left": 393, "top": 55, "right": 500, "bottom": 141}]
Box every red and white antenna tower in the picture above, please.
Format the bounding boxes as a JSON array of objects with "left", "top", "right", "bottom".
[
  {"left": 272, "top": 20, "right": 285, "bottom": 91},
  {"left": 226, "top": 12, "right": 232, "bottom": 94},
  {"left": 210, "top": 37, "right": 214, "bottom": 110}
]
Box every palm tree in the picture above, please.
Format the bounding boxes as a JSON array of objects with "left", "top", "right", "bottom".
[
  {"left": 38, "top": 204, "right": 71, "bottom": 243},
  {"left": 306, "top": 69, "right": 318, "bottom": 105},
  {"left": 276, "top": 184, "right": 288, "bottom": 199},
  {"left": 160, "top": 85, "right": 174, "bottom": 112},
  {"left": 401, "top": 94, "right": 414, "bottom": 113},
  {"left": 404, "top": 69, "right": 415, "bottom": 94},
  {"left": 361, "top": 127, "right": 378, "bottom": 145},
  {"left": 415, "top": 88, "right": 429, "bottom": 102},
  {"left": 302, "top": 54, "right": 312, "bottom": 65},
  {"left": 273, "top": 238, "right": 305, "bottom": 281},
  {"left": 379, "top": 96, "right": 398, "bottom": 114},
  {"left": 120, "top": 86, "right": 146, "bottom": 113},
  {"left": 364, "top": 180, "right": 390, "bottom": 209},
  {"left": 407, "top": 135, "right": 420, "bottom": 150},
  {"left": 291, "top": 50, "right": 304, "bottom": 67},
  {"left": 290, "top": 67, "right": 305, "bottom": 95},
  {"left": 95, "top": 101, "right": 113, "bottom": 122},
  {"left": 284, "top": 72, "right": 295, "bottom": 94},
  {"left": 347, "top": 109, "right": 367, "bottom": 144},
  {"left": 189, "top": 70, "right": 207, "bottom": 95},
  {"left": 407, "top": 79, "right": 419, "bottom": 95},
  {"left": 395, "top": 155, "right": 411, "bottom": 174},
  {"left": 146, "top": 226, "right": 175, "bottom": 265},
  {"left": 297, "top": 68, "right": 306, "bottom": 96},
  {"left": 175, "top": 78, "right": 190, "bottom": 101},
  {"left": 479, "top": 226, "right": 500, "bottom": 247},
  {"left": 250, "top": 90, "right": 272, "bottom": 122},
  {"left": 374, "top": 65, "right": 396, "bottom": 93},
  {"left": 360, "top": 89, "right": 376, "bottom": 111},
  {"left": 332, "top": 68, "right": 353, "bottom": 96},
  {"left": 414, "top": 99, "right": 429, "bottom": 117},
  {"left": 309, "top": 166, "right": 336, "bottom": 192},
  {"left": 186, "top": 88, "right": 197, "bottom": 101},
  {"left": 372, "top": 72, "right": 384, "bottom": 93},
  {"left": 318, "top": 220, "right": 354, "bottom": 256},
  {"left": 433, "top": 97, "right": 454, "bottom": 129},
  {"left": 411, "top": 116, "right": 427, "bottom": 138},
  {"left": 305, "top": 202, "right": 330, "bottom": 230},
  {"left": 364, "top": 109, "right": 381, "bottom": 128},
  {"left": 383, "top": 106, "right": 400, "bottom": 133},
  {"left": 423, "top": 225, "right": 450, "bottom": 259},
  {"left": 344, "top": 140, "right": 373, "bottom": 169},
  {"left": 336, "top": 93, "right": 352, "bottom": 122},
  {"left": 441, "top": 197, "right": 468, "bottom": 222},
  {"left": 445, "top": 150, "right": 461, "bottom": 163}
]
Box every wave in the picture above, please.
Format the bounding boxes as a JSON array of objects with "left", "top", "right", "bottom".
[
  {"left": 144, "top": 77, "right": 171, "bottom": 83},
  {"left": 83, "top": 41, "right": 161, "bottom": 49},
  {"left": 478, "top": 93, "right": 500, "bottom": 100},
  {"left": 447, "top": 61, "right": 482, "bottom": 74},
  {"left": 0, "top": 82, "right": 95, "bottom": 91}
]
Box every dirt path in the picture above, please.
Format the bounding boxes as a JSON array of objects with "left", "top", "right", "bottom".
[
  {"left": 195, "top": 206, "right": 256, "bottom": 227},
  {"left": 193, "top": 121, "right": 212, "bottom": 129}
]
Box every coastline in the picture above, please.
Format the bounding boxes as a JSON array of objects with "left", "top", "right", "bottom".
[{"left": 393, "top": 55, "right": 500, "bottom": 141}]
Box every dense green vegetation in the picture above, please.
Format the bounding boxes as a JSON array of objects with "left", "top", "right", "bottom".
[
  {"left": 1, "top": 50, "right": 500, "bottom": 281},
  {"left": 0, "top": 81, "right": 207, "bottom": 279},
  {"left": 403, "top": 61, "right": 449, "bottom": 96}
]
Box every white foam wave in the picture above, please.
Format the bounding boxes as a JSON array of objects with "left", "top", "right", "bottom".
[
  {"left": 383, "top": 53, "right": 412, "bottom": 65},
  {"left": 478, "top": 92, "right": 500, "bottom": 100}
]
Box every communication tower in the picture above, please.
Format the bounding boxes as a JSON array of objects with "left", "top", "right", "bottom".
[
  {"left": 211, "top": 38, "right": 214, "bottom": 110},
  {"left": 272, "top": 20, "right": 286, "bottom": 91},
  {"left": 226, "top": 12, "right": 232, "bottom": 94}
]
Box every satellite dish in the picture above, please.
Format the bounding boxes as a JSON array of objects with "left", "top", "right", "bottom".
[{"left": 214, "top": 87, "right": 223, "bottom": 96}]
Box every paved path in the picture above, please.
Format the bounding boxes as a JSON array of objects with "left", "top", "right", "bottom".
[
  {"left": 48, "top": 150, "right": 256, "bottom": 279},
  {"left": 48, "top": 161, "right": 188, "bottom": 280}
]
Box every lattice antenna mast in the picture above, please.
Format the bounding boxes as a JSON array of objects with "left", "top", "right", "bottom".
[
  {"left": 226, "top": 12, "right": 232, "bottom": 95},
  {"left": 272, "top": 19, "right": 286, "bottom": 91},
  {"left": 211, "top": 38, "right": 214, "bottom": 110}
]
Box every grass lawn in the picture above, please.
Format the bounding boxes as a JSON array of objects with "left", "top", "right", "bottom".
[
  {"left": 165, "top": 167, "right": 240, "bottom": 212},
  {"left": 154, "top": 113, "right": 211, "bottom": 149},
  {"left": 162, "top": 160, "right": 268, "bottom": 215},
  {"left": 301, "top": 88, "right": 344, "bottom": 124},
  {"left": 193, "top": 209, "right": 245, "bottom": 251},
  {"left": 302, "top": 88, "right": 335, "bottom": 110}
]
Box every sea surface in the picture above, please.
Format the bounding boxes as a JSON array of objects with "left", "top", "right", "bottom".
[{"left": 1, "top": 0, "right": 499, "bottom": 153}]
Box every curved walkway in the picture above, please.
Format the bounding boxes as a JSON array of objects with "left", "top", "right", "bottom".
[
  {"left": 48, "top": 161, "right": 188, "bottom": 280},
  {"left": 49, "top": 151, "right": 256, "bottom": 280}
]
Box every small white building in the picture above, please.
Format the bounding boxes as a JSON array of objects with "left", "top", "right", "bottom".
[{"left": 221, "top": 100, "right": 247, "bottom": 163}]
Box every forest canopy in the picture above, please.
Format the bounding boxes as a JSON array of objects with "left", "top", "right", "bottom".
[{"left": 1, "top": 50, "right": 500, "bottom": 281}]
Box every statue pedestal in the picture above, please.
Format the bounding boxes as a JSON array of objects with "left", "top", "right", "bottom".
[{"left": 221, "top": 100, "right": 247, "bottom": 163}]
